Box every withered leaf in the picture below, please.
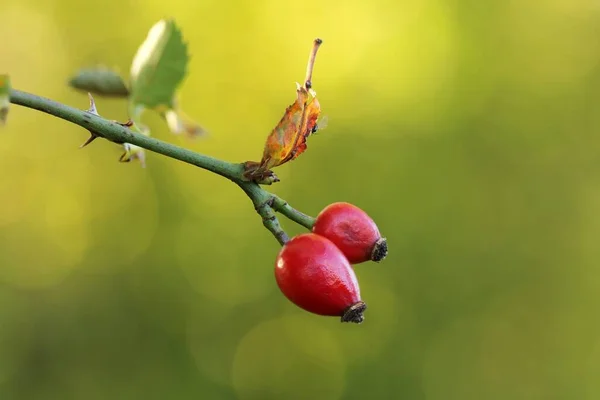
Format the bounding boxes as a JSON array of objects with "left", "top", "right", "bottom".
[
  {"left": 257, "top": 84, "right": 320, "bottom": 172},
  {"left": 244, "top": 39, "right": 323, "bottom": 183}
]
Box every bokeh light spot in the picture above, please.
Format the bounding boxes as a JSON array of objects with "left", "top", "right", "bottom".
[{"left": 231, "top": 315, "right": 346, "bottom": 400}]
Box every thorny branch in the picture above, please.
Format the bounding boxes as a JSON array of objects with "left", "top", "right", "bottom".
[{"left": 8, "top": 89, "right": 315, "bottom": 245}]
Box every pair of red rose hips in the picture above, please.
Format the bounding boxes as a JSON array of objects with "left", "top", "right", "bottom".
[{"left": 274, "top": 202, "right": 387, "bottom": 324}]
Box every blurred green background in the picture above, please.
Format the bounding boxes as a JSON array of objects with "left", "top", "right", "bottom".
[{"left": 2, "top": 0, "right": 600, "bottom": 398}]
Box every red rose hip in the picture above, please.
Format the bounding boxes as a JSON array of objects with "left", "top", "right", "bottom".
[
  {"left": 312, "top": 202, "right": 387, "bottom": 264},
  {"left": 274, "top": 233, "right": 367, "bottom": 323}
]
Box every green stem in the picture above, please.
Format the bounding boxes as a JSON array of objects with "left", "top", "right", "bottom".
[
  {"left": 271, "top": 196, "right": 315, "bottom": 230},
  {"left": 255, "top": 202, "right": 290, "bottom": 246},
  {"left": 238, "top": 182, "right": 289, "bottom": 245},
  {"left": 9, "top": 90, "right": 241, "bottom": 179},
  {"left": 8, "top": 89, "right": 313, "bottom": 245}
]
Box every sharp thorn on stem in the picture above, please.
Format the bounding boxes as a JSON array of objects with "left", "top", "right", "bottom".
[
  {"left": 114, "top": 119, "right": 134, "bottom": 127},
  {"left": 86, "top": 92, "right": 98, "bottom": 115},
  {"left": 79, "top": 134, "right": 98, "bottom": 148}
]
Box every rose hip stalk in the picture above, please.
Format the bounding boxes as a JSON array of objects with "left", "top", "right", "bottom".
[
  {"left": 312, "top": 202, "right": 387, "bottom": 264},
  {"left": 274, "top": 233, "right": 366, "bottom": 323}
]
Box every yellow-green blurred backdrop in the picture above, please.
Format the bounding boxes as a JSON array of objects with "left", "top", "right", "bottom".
[{"left": 3, "top": 0, "right": 600, "bottom": 398}]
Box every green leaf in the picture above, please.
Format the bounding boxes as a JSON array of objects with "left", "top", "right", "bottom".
[
  {"left": 128, "top": 19, "right": 206, "bottom": 139},
  {"left": 129, "top": 19, "right": 188, "bottom": 109},
  {"left": 69, "top": 67, "right": 129, "bottom": 97},
  {"left": 0, "top": 74, "right": 10, "bottom": 125}
]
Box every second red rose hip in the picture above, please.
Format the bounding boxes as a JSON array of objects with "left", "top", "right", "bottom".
[{"left": 312, "top": 202, "right": 387, "bottom": 264}]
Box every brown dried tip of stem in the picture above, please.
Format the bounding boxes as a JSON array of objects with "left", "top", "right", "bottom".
[
  {"left": 371, "top": 237, "right": 388, "bottom": 262},
  {"left": 341, "top": 301, "right": 367, "bottom": 324},
  {"left": 304, "top": 38, "right": 323, "bottom": 89}
]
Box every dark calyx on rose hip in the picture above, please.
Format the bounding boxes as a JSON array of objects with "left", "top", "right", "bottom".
[
  {"left": 274, "top": 233, "right": 366, "bottom": 323},
  {"left": 312, "top": 202, "right": 388, "bottom": 264}
]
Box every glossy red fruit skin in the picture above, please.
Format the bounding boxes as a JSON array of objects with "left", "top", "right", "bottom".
[
  {"left": 312, "top": 202, "right": 387, "bottom": 264},
  {"left": 275, "top": 233, "right": 366, "bottom": 323}
]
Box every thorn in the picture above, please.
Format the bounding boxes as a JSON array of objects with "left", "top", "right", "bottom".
[
  {"left": 79, "top": 134, "right": 98, "bottom": 148},
  {"left": 119, "top": 143, "right": 146, "bottom": 168},
  {"left": 80, "top": 93, "right": 102, "bottom": 148},
  {"left": 114, "top": 119, "right": 134, "bottom": 127},
  {"left": 87, "top": 92, "right": 98, "bottom": 115}
]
